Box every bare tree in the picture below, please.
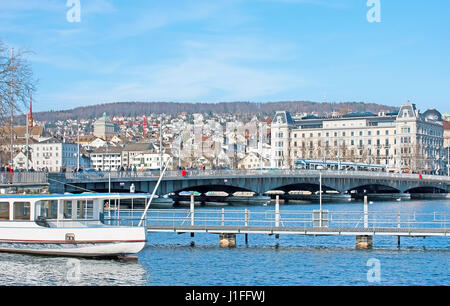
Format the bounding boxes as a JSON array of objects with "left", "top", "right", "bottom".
[
  {"left": 0, "top": 40, "right": 36, "bottom": 123},
  {"left": 0, "top": 40, "right": 36, "bottom": 164}
]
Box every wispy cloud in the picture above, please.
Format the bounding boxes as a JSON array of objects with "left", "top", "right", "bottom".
[
  {"left": 245, "top": 0, "right": 350, "bottom": 9},
  {"left": 37, "top": 34, "right": 310, "bottom": 108}
]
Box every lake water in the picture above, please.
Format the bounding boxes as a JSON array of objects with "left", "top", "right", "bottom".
[{"left": 0, "top": 199, "right": 449, "bottom": 286}]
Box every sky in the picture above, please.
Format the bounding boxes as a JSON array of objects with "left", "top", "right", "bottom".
[{"left": 0, "top": 0, "right": 449, "bottom": 113}]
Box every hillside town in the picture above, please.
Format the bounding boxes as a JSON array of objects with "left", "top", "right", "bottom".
[{"left": 0, "top": 102, "right": 449, "bottom": 176}]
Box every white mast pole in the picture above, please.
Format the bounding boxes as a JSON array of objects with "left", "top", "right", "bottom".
[{"left": 138, "top": 157, "right": 172, "bottom": 227}]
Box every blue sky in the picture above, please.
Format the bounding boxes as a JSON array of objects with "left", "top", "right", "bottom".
[{"left": 1, "top": 0, "right": 449, "bottom": 113}]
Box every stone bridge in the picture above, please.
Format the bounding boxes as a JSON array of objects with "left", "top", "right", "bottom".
[{"left": 49, "top": 170, "right": 450, "bottom": 197}]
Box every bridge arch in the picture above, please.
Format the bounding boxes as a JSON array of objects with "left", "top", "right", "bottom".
[
  {"left": 172, "top": 184, "right": 257, "bottom": 196},
  {"left": 346, "top": 184, "right": 401, "bottom": 195},
  {"left": 267, "top": 183, "right": 343, "bottom": 194},
  {"left": 404, "top": 186, "right": 447, "bottom": 194}
]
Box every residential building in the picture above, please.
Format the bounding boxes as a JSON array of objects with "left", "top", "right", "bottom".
[
  {"left": 238, "top": 152, "right": 270, "bottom": 169},
  {"left": 31, "top": 138, "right": 91, "bottom": 172},
  {"left": 130, "top": 152, "right": 171, "bottom": 170},
  {"left": 90, "top": 146, "right": 122, "bottom": 171},
  {"left": 13, "top": 152, "right": 32, "bottom": 170},
  {"left": 121, "top": 143, "right": 156, "bottom": 168}
]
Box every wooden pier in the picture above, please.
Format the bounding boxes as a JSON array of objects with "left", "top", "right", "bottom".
[{"left": 108, "top": 197, "right": 450, "bottom": 249}]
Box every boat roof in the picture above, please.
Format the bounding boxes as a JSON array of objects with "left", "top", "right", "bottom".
[{"left": 0, "top": 193, "right": 150, "bottom": 200}]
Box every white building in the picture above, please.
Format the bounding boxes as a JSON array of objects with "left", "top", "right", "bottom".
[
  {"left": 130, "top": 152, "right": 171, "bottom": 170},
  {"left": 13, "top": 152, "right": 32, "bottom": 170},
  {"left": 238, "top": 152, "right": 270, "bottom": 169},
  {"left": 31, "top": 138, "right": 90, "bottom": 172},
  {"left": 271, "top": 103, "right": 445, "bottom": 174},
  {"left": 90, "top": 146, "right": 122, "bottom": 171}
]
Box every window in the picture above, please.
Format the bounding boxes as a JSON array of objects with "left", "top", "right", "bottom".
[
  {"left": 77, "top": 200, "right": 94, "bottom": 219},
  {"left": 13, "top": 202, "right": 30, "bottom": 220},
  {"left": 0, "top": 202, "right": 9, "bottom": 220},
  {"left": 36, "top": 200, "right": 58, "bottom": 219}
]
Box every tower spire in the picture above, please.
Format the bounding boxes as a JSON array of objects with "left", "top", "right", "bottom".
[
  {"left": 28, "top": 89, "right": 33, "bottom": 129},
  {"left": 143, "top": 116, "right": 147, "bottom": 136}
]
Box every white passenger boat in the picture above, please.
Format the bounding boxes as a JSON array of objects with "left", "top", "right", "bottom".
[{"left": 0, "top": 193, "right": 149, "bottom": 258}]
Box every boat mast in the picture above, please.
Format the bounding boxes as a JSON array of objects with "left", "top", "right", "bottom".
[{"left": 138, "top": 157, "right": 172, "bottom": 227}]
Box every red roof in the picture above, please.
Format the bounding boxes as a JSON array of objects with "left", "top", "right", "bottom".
[{"left": 444, "top": 121, "right": 450, "bottom": 130}]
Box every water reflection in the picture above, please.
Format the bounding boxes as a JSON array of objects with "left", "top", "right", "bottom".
[
  {"left": 0, "top": 253, "right": 148, "bottom": 286},
  {"left": 1, "top": 199, "right": 449, "bottom": 286}
]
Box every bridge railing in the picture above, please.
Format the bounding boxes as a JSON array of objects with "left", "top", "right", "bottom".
[
  {"left": 65, "top": 169, "right": 450, "bottom": 183},
  {"left": 0, "top": 172, "right": 48, "bottom": 185},
  {"left": 105, "top": 208, "right": 450, "bottom": 230}
]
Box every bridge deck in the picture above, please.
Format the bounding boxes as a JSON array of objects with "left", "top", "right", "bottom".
[{"left": 147, "top": 225, "right": 449, "bottom": 237}]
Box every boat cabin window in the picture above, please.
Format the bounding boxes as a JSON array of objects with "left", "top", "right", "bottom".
[
  {"left": 77, "top": 200, "right": 94, "bottom": 219},
  {"left": 35, "top": 200, "right": 58, "bottom": 219},
  {"left": 13, "top": 202, "right": 31, "bottom": 220},
  {"left": 63, "top": 200, "right": 73, "bottom": 219},
  {"left": 0, "top": 202, "right": 9, "bottom": 220}
]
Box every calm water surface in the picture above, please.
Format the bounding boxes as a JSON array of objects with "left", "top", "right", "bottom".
[{"left": 0, "top": 199, "right": 448, "bottom": 286}]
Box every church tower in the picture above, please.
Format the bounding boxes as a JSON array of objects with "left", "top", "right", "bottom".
[{"left": 28, "top": 91, "right": 34, "bottom": 129}]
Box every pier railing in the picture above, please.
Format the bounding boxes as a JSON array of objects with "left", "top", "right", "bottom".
[
  {"left": 0, "top": 172, "right": 48, "bottom": 185},
  {"left": 105, "top": 208, "right": 450, "bottom": 231}
]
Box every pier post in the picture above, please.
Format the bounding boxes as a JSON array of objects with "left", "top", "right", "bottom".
[
  {"left": 222, "top": 208, "right": 225, "bottom": 226},
  {"left": 356, "top": 235, "right": 373, "bottom": 249},
  {"left": 364, "top": 195, "right": 368, "bottom": 228},
  {"left": 275, "top": 195, "right": 280, "bottom": 228},
  {"left": 190, "top": 193, "right": 195, "bottom": 226},
  {"left": 219, "top": 233, "right": 236, "bottom": 248},
  {"left": 244, "top": 209, "right": 249, "bottom": 244}
]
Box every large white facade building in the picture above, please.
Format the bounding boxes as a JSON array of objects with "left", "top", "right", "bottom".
[
  {"left": 271, "top": 103, "right": 446, "bottom": 174},
  {"left": 31, "top": 138, "right": 90, "bottom": 172}
]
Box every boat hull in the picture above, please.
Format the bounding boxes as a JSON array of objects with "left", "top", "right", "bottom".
[{"left": 0, "top": 225, "right": 147, "bottom": 258}]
